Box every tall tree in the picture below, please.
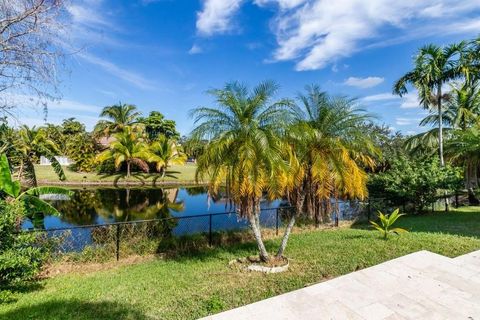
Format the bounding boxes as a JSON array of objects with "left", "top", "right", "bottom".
[
  {"left": 94, "top": 103, "right": 141, "bottom": 136},
  {"left": 138, "top": 111, "right": 180, "bottom": 141},
  {"left": 285, "top": 85, "right": 376, "bottom": 235},
  {"left": 149, "top": 135, "right": 187, "bottom": 176},
  {"left": 393, "top": 43, "right": 465, "bottom": 166},
  {"left": 190, "top": 81, "right": 294, "bottom": 262},
  {"left": 14, "top": 126, "right": 66, "bottom": 186},
  {"left": 96, "top": 126, "right": 152, "bottom": 178},
  {"left": 0, "top": 0, "right": 67, "bottom": 115}
]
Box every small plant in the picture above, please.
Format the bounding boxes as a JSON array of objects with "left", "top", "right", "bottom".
[{"left": 370, "top": 208, "right": 408, "bottom": 240}]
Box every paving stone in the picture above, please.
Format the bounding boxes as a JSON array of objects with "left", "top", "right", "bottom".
[{"left": 201, "top": 250, "right": 480, "bottom": 320}]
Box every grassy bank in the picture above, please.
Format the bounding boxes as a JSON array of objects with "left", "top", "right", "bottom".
[
  {"left": 1, "top": 207, "right": 480, "bottom": 319},
  {"left": 33, "top": 164, "right": 201, "bottom": 186}
]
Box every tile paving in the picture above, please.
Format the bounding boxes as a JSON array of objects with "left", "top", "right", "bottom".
[{"left": 201, "top": 250, "right": 480, "bottom": 320}]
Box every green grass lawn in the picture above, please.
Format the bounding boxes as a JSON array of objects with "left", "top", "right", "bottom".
[
  {"left": 33, "top": 164, "right": 200, "bottom": 185},
  {"left": 1, "top": 207, "right": 480, "bottom": 320}
]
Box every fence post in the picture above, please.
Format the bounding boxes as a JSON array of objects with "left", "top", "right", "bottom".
[
  {"left": 115, "top": 224, "right": 120, "bottom": 261},
  {"left": 367, "top": 199, "right": 371, "bottom": 222},
  {"left": 208, "top": 214, "right": 213, "bottom": 246},
  {"left": 276, "top": 208, "right": 279, "bottom": 236}
]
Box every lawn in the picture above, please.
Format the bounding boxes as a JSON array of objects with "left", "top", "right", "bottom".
[
  {"left": 33, "top": 164, "right": 200, "bottom": 186},
  {"left": 1, "top": 207, "right": 480, "bottom": 320}
]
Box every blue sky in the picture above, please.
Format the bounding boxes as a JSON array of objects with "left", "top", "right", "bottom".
[{"left": 11, "top": 0, "right": 480, "bottom": 135}]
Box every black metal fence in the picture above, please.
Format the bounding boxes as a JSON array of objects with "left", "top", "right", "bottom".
[{"left": 22, "top": 202, "right": 368, "bottom": 262}]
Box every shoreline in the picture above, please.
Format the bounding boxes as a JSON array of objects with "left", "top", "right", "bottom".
[{"left": 35, "top": 180, "right": 208, "bottom": 188}]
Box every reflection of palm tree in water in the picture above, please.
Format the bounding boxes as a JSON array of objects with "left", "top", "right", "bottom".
[{"left": 94, "top": 188, "right": 184, "bottom": 222}]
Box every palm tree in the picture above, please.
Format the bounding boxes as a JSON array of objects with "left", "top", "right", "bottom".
[
  {"left": 94, "top": 103, "right": 141, "bottom": 136},
  {"left": 149, "top": 135, "right": 187, "bottom": 176},
  {"left": 190, "top": 81, "right": 294, "bottom": 262},
  {"left": 0, "top": 154, "right": 72, "bottom": 218},
  {"left": 14, "top": 126, "right": 66, "bottom": 187},
  {"left": 393, "top": 42, "right": 465, "bottom": 166},
  {"left": 96, "top": 126, "right": 152, "bottom": 178},
  {"left": 284, "top": 86, "right": 376, "bottom": 241}
]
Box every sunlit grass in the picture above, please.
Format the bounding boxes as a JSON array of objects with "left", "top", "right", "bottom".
[
  {"left": 1, "top": 207, "right": 479, "bottom": 319},
  {"left": 33, "top": 164, "right": 199, "bottom": 185}
]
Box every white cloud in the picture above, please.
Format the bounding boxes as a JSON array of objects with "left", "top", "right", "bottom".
[
  {"left": 361, "top": 90, "right": 421, "bottom": 109},
  {"left": 79, "top": 53, "right": 155, "bottom": 90},
  {"left": 361, "top": 92, "right": 396, "bottom": 102},
  {"left": 344, "top": 76, "right": 384, "bottom": 88},
  {"left": 3, "top": 93, "right": 102, "bottom": 131},
  {"left": 188, "top": 44, "right": 203, "bottom": 54},
  {"left": 400, "top": 92, "right": 421, "bottom": 109},
  {"left": 196, "top": 0, "right": 244, "bottom": 36},
  {"left": 195, "top": 0, "right": 480, "bottom": 70},
  {"left": 254, "top": 0, "right": 305, "bottom": 9},
  {"left": 395, "top": 117, "right": 422, "bottom": 126}
]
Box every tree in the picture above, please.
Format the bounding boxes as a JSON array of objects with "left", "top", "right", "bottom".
[
  {"left": 96, "top": 126, "right": 152, "bottom": 178},
  {"left": 0, "top": 0, "right": 67, "bottom": 115},
  {"left": 285, "top": 86, "right": 377, "bottom": 234},
  {"left": 14, "top": 125, "right": 66, "bottom": 186},
  {"left": 190, "top": 81, "right": 294, "bottom": 262},
  {"left": 0, "top": 153, "right": 72, "bottom": 216},
  {"left": 393, "top": 42, "right": 465, "bottom": 166},
  {"left": 61, "top": 117, "right": 85, "bottom": 135},
  {"left": 149, "top": 135, "right": 187, "bottom": 176},
  {"left": 66, "top": 132, "right": 98, "bottom": 172},
  {"left": 368, "top": 156, "right": 462, "bottom": 212},
  {"left": 138, "top": 111, "right": 180, "bottom": 141},
  {"left": 94, "top": 103, "right": 141, "bottom": 136}
]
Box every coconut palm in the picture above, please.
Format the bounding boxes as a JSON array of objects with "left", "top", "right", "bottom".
[
  {"left": 285, "top": 86, "right": 377, "bottom": 238},
  {"left": 14, "top": 126, "right": 66, "bottom": 187},
  {"left": 393, "top": 42, "right": 465, "bottom": 166},
  {"left": 190, "top": 81, "right": 294, "bottom": 262},
  {"left": 96, "top": 126, "right": 152, "bottom": 178},
  {"left": 94, "top": 103, "right": 141, "bottom": 136},
  {"left": 149, "top": 135, "right": 187, "bottom": 176}
]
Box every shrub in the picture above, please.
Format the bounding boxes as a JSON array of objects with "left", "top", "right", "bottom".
[
  {"left": 368, "top": 156, "right": 463, "bottom": 212},
  {"left": 0, "top": 201, "right": 46, "bottom": 288}
]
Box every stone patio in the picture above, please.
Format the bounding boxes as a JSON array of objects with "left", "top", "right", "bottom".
[{"left": 201, "top": 250, "right": 480, "bottom": 319}]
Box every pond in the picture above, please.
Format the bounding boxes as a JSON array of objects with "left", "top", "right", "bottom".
[
  {"left": 22, "top": 186, "right": 284, "bottom": 232},
  {"left": 21, "top": 187, "right": 362, "bottom": 253}
]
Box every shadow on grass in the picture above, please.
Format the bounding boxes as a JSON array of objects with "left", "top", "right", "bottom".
[
  {"left": 1, "top": 300, "right": 149, "bottom": 320},
  {"left": 155, "top": 230, "right": 262, "bottom": 263},
  {"left": 351, "top": 207, "right": 480, "bottom": 239}
]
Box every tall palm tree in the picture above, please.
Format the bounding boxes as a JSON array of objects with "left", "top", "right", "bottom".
[
  {"left": 393, "top": 42, "right": 465, "bottom": 166},
  {"left": 15, "top": 126, "right": 66, "bottom": 187},
  {"left": 94, "top": 103, "right": 141, "bottom": 136},
  {"left": 284, "top": 86, "right": 376, "bottom": 239},
  {"left": 96, "top": 126, "right": 152, "bottom": 178},
  {"left": 149, "top": 135, "right": 187, "bottom": 176},
  {"left": 190, "top": 81, "right": 294, "bottom": 262}
]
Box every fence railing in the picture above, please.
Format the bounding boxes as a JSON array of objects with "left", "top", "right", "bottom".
[{"left": 21, "top": 202, "right": 370, "bottom": 262}]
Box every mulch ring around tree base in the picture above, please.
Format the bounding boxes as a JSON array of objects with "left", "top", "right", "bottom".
[{"left": 229, "top": 255, "right": 289, "bottom": 273}]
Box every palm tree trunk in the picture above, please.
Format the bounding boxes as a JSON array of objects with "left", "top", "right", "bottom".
[
  {"left": 248, "top": 211, "right": 269, "bottom": 262},
  {"left": 437, "top": 87, "right": 444, "bottom": 167},
  {"left": 437, "top": 86, "right": 449, "bottom": 211},
  {"left": 276, "top": 211, "right": 296, "bottom": 258},
  {"left": 126, "top": 161, "right": 131, "bottom": 178}
]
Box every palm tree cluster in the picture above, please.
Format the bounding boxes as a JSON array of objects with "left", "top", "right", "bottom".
[
  {"left": 190, "top": 81, "right": 377, "bottom": 262},
  {"left": 95, "top": 105, "right": 187, "bottom": 178},
  {"left": 394, "top": 36, "right": 480, "bottom": 188}
]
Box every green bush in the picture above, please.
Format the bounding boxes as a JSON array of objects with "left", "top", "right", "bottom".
[
  {"left": 368, "top": 156, "right": 463, "bottom": 212},
  {"left": 0, "top": 201, "right": 46, "bottom": 288}
]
